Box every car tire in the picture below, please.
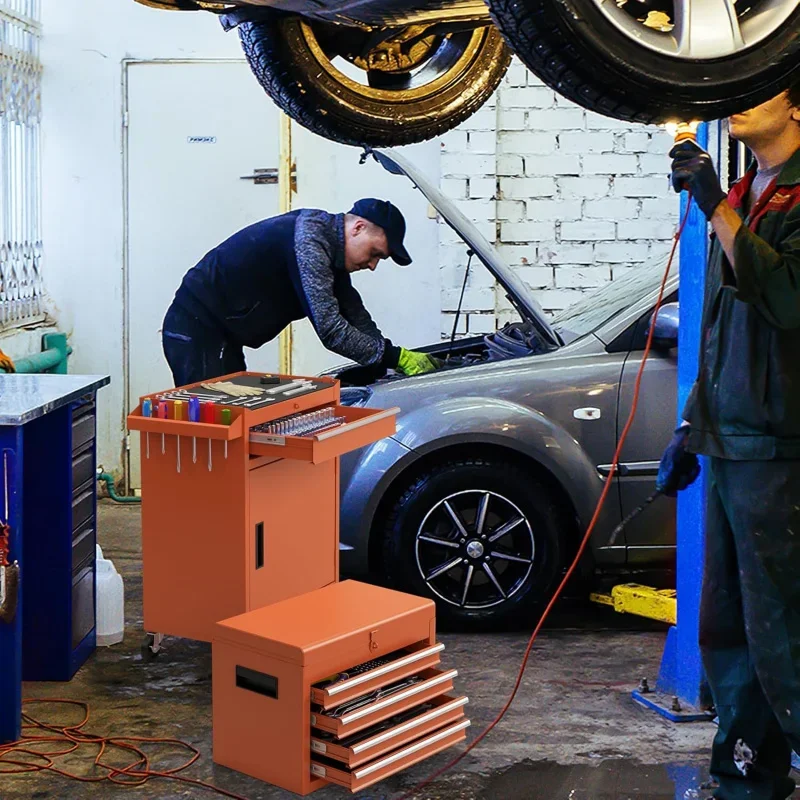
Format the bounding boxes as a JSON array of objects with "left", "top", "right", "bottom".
[
  {"left": 382, "top": 459, "right": 566, "bottom": 630},
  {"left": 236, "top": 14, "right": 511, "bottom": 147},
  {"left": 489, "top": 0, "right": 800, "bottom": 124}
]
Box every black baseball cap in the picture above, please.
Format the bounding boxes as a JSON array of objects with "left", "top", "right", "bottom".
[{"left": 349, "top": 198, "right": 412, "bottom": 267}]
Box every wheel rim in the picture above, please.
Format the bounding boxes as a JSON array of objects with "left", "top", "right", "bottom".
[
  {"left": 297, "top": 21, "right": 490, "bottom": 101},
  {"left": 588, "top": 0, "right": 797, "bottom": 60},
  {"left": 415, "top": 490, "right": 535, "bottom": 610}
]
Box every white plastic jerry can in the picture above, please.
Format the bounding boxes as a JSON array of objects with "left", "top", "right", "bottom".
[{"left": 95, "top": 546, "right": 125, "bottom": 646}]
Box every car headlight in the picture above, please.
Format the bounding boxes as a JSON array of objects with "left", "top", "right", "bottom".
[{"left": 339, "top": 387, "right": 372, "bottom": 407}]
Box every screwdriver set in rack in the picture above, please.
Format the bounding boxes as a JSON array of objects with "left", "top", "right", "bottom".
[{"left": 127, "top": 372, "right": 399, "bottom": 643}]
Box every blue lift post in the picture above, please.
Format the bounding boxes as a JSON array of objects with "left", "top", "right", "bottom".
[{"left": 633, "top": 122, "right": 714, "bottom": 722}]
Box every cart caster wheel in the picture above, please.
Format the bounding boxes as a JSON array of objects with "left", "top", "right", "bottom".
[{"left": 141, "top": 632, "right": 164, "bottom": 662}]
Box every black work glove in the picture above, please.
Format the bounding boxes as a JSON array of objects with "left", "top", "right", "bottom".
[
  {"left": 670, "top": 140, "right": 727, "bottom": 220},
  {"left": 656, "top": 424, "right": 701, "bottom": 497}
]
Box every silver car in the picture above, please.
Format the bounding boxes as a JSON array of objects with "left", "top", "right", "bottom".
[{"left": 331, "top": 150, "right": 680, "bottom": 628}]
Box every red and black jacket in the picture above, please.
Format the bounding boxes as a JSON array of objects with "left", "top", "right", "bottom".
[{"left": 684, "top": 146, "right": 800, "bottom": 460}]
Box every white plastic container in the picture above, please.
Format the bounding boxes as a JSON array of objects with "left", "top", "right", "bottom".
[{"left": 95, "top": 553, "right": 125, "bottom": 646}]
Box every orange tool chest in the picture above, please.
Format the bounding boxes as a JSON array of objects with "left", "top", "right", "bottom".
[
  {"left": 212, "top": 580, "right": 469, "bottom": 795},
  {"left": 126, "top": 372, "right": 399, "bottom": 644}
]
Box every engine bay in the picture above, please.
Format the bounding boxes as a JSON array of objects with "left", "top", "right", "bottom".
[{"left": 335, "top": 320, "right": 555, "bottom": 387}]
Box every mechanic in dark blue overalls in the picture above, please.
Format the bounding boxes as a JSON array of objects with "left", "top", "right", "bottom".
[
  {"left": 659, "top": 80, "right": 800, "bottom": 799},
  {"left": 162, "top": 199, "right": 439, "bottom": 385}
]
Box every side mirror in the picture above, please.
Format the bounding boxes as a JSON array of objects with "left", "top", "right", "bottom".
[{"left": 647, "top": 302, "right": 679, "bottom": 350}]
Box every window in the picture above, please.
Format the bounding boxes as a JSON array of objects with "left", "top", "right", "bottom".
[{"left": 0, "top": 0, "right": 43, "bottom": 328}]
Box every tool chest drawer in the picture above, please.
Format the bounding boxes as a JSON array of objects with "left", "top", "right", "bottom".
[
  {"left": 71, "top": 401, "right": 96, "bottom": 453},
  {"left": 248, "top": 405, "right": 398, "bottom": 464},
  {"left": 311, "top": 667, "right": 457, "bottom": 738},
  {"left": 310, "top": 642, "right": 444, "bottom": 710},
  {"left": 71, "top": 446, "right": 95, "bottom": 492},
  {"left": 310, "top": 719, "right": 470, "bottom": 792},
  {"left": 310, "top": 694, "right": 468, "bottom": 768}
]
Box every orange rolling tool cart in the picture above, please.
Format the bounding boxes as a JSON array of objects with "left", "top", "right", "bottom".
[
  {"left": 212, "top": 580, "right": 469, "bottom": 795},
  {"left": 126, "top": 372, "right": 399, "bottom": 649}
]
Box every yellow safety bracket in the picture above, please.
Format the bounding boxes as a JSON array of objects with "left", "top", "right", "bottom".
[{"left": 590, "top": 583, "right": 676, "bottom": 625}]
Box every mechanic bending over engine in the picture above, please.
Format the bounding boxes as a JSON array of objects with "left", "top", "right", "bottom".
[
  {"left": 162, "top": 199, "right": 440, "bottom": 386},
  {"left": 657, "top": 80, "right": 800, "bottom": 800}
]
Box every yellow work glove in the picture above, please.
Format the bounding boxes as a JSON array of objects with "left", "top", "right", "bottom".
[
  {"left": 397, "top": 348, "right": 441, "bottom": 376},
  {"left": 0, "top": 348, "right": 15, "bottom": 373}
]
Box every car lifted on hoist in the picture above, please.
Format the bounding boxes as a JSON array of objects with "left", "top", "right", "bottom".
[{"left": 134, "top": 0, "right": 799, "bottom": 147}]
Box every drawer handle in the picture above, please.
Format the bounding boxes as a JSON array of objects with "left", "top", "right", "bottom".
[
  {"left": 353, "top": 720, "right": 471, "bottom": 780},
  {"left": 255, "top": 522, "right": 264, "bottom": 569},
  {"left": 314, "top": 408, "right": 399, "bottom": 441},
  {"left": 236, "top": 665, "right": 278, "bottom": 699},
  {"left": 339, "top": 670, "right": 457, "bottom": 725},
  {"left": 351, "top": 696, "right": 469, "bottom": 755},
  {"left": 325, "top": 644, "right": 445, "bottom": 697}
]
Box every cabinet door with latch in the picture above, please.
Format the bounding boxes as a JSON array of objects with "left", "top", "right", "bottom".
[{"left": 248, "top": 458, "right": 337, "bottom": 611}]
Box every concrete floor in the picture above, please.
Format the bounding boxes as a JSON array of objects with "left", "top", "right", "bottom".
[{"left": 3, "top": 503, "right": 794, "bottom": 800}]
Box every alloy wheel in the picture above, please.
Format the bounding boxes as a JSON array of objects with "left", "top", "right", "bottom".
[
  {"left": 589, "top": 0, "right": 797, "bottom": 59},
  {"left": 415, "top": 490, "right": 535, "bottom": 610}
]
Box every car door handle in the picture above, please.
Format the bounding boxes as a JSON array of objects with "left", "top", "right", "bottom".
[{"left": 597, "top": 461, "right": 659, "bottom": 478}]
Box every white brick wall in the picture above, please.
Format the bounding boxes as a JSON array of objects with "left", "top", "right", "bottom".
[{"left": 437, "top": 60, "right": 681, "bottom": 338}]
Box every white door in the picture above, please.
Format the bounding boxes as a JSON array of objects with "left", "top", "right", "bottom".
[{"left": 126, "top": 60, "right": 281, "bottom": 488}]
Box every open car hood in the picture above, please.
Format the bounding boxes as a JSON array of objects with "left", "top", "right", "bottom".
[{"left": 369, "top": 148, "right": 561, "bottom": 348}]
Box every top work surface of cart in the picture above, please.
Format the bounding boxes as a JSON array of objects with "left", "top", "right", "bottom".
[
  {"left": 0, "top": 374, "right": 110, "bottom": 425},
  {"left": 160, "top": 374, "right": 333, "bottom": 410}
]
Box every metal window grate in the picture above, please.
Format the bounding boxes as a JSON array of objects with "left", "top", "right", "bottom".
[{"left": 0, "top": 0, "right": 43, "bottom": 329}]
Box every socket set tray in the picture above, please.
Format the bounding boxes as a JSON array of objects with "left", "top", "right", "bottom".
[
  {"left": 155, "top": 375, "right": 331, "bottom": 410},
  {"left": 250, "top": 408, "right": 346, "bottom": 440}
]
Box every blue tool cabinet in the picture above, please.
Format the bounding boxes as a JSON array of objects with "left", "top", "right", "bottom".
[{"left": 0, "top": 374, "right": 109, "bottom": 743}]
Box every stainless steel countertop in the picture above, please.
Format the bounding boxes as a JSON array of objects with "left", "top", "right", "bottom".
[{"left": 0, "top": 374, "right": 110, "bottom": 425}]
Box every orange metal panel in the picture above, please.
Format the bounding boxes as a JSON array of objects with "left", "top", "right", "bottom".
[
  {"left": 248, "top": 459, "right": 337, "bottom": 610},
  {"left": 214, "top": 580, "right": 436, "bottom": 668},
  {"left": 212, "top": 639, "right": 324, "bottom": 796},
  {"left": 141, "top": 435, "right": 249, "bottom": 641}
]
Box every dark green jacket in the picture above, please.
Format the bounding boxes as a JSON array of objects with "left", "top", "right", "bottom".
[{"left": 685, "top": 146, "right": 800, "bottom": 460}]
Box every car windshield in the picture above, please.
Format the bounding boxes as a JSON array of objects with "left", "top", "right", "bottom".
[{"left": 551, "top": 257, "right": 673, "bottom": 341}]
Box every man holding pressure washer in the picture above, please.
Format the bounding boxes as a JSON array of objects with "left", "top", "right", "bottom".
[{"left": 658, "top": 80, "right": 800, "bottom": 800}]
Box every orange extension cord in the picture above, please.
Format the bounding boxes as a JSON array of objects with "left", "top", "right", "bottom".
[
  {"left": 0, "top": 698, "right": 250, "bottom": 799},
  {"left": 397, "top": 195, "right": 693, "bottom": 800},
  {"left": 0, "top": 201, "right": 692, "bottom": 800}
]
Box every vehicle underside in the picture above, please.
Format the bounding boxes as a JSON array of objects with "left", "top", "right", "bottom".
[{"left": 134, "top": 0, "right": 800, "bottom": 147}]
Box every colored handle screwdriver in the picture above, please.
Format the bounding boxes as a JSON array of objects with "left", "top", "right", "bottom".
[
  {"left": 142, "top": 399, "right": 152, "bottom": 459},
  {"left": 202, "top": 403, "right": 215, "bottom": 471},
  {"left": 174, "top": 400, "right": 185, "bottom": 473},
  {"left": 221, "top": 408, "right": 231, "bottom": 459},
  {"left": 189, "top": 397, "right": 200, "bottom": 463},
  {"left": 157, "top": 401, "right": 168, "bottom": 453}
]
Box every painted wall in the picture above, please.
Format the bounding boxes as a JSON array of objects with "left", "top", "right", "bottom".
[{"left": 437, "top": 59, "right": 682, "bottom": 339}]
